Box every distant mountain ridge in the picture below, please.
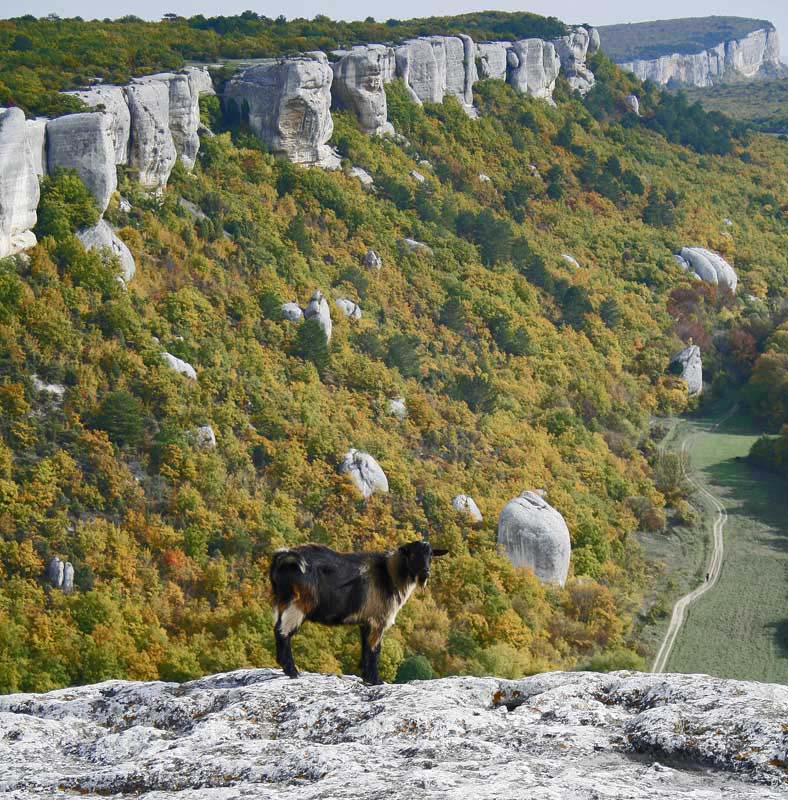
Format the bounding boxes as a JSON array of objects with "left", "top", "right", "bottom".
[{"left": 598, "top": 16, "right": 782, "bottom": 87}]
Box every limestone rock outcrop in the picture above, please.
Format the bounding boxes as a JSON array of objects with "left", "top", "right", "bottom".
[
  {"left": 189, "top": 425, "right": 216, "bottom": 450},
  {"left": 46, "top": 112, "right": 117, "bottom": 212},
  {"left": 616, "top": 26, "right": 782, "bottom": 87},
  {"left": 65, "top": 85, "right": 131, "bottom": 164},
  {"left": 281, "top": 302, "right": 304, "bottom": 322},
  {"left": 671, "top": 344, "right": 703, "bottom": 396},
  {"left": 184, "top": 66, "right": 215, "bottom": 97},
  {"left": 32, "top": 375, "right": 66, "bottom": 399},
  {"left": 339, "top": 448, "right": 389, "bottom": 497},
  {"left": 349, "top": 166, "right": 374, "bottom": 186},
  {"left": 363, "top": 249, "right": 382, "bottom": 269},
  {"left": 625, "top": 93, "right": 640, "bottom": 115},
  {"left": 0, "top": 108, "right": 40, "bottom": 258},
  {"left": 553, "top": 26, "right": 595, "bottom": 95},
  {"left": 304, "top": 289, "right": 332, "bottom": 341},
  {"left": 498, "top": 491, "right": 571, "bottom": 585},
  {"left": 677, "top": 246, "right": 737, "bottom": 292},
  {"left": 335, "top": 297, "right": 362, "bottom": 320},
  {"left": 506, "top": 39, "right": 561, "bottom": 100},
  {"left": 224, "top": 54, "right": 339, "bottom": 167},
  {"left": 161, "top": 352, "right": 197, "bottom": 380},
  {"left": 331, "top": 45, "right": 395, "bottom": 136},
  {"left": 76, "top": 219, "right": 136, "bottom": 283},
  {"left": 386, "top": 397, "right": 407, "bottom": 419},
  {"left": 46, "top": 557, "right": 74, "bottom": 593},
  {"left": 3, "top": 669, "right": 787, "bottom": 798},
  {"left": 125, "top": 80, "right": 178, "bottom": 189},
  {"left": 476, "top": 41, "right": 511, "bottom": 80},
  {"left": 452, "top": 493, "right": 483, "bottom": 522},
  {"left": 401, "top": 237, "right": 433, "bottom": 255},
  {"left": 25, "top": 118, "right": 48, "bottom": 178}
]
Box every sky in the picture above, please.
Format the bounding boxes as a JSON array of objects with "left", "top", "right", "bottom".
[{"left": 7, "top": 1, "right": 788, "bottom": 59}]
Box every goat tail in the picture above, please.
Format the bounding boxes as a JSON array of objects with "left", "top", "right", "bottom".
[{"left": 269, "top": 549, "right": 308, "bottom": 599}]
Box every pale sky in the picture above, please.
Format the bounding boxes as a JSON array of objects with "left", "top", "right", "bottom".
[{"left": 7, "top": 1, "right": 788, "bottom": 58}]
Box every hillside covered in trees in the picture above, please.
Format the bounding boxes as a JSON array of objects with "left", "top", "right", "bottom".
[{"left": 1, "top": 13, "right": 787, "bottom": 693}]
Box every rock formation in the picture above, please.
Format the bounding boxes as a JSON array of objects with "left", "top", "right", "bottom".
[
  {"left": 46, "top": 112, "right": 117, "bottom": 212},
  {"left": 161, "top": 352, "right": 197, "bottom": 380},
  {"left": 386, "top": 397, "right": 407, "bottom": 419},
  {"left": 184, "top": 65, "right": 215, "bottom": 97},
  {"left": 125, "top": 80, "right": 178, "bottom": 189},
  {"left": 339, "top": 448, "right": 389, "bottom": 497},
  {"left": 335, "top": 297, "right": 362, "bottom": 319},
  {"left": 625, "top": 93, "right": 640, "bottom": 115},
  {"left": 224, "top": 54, "right": 339, "bottom": 168},
  {"left": 506, "top": 39, "right": 561, "bottom": 101},
  {"left": 331, "top": 45, "right": 395, "bottom": 136},
  {"left": 190, "top": 425, "right": 216, "bottom": 450},
  {"left": 304, "top": 289, "right": 333, "bottom": 341},
  {"left": 76, "top": 219, "right": 136, "bottom": 283},
  {"left": 0, "top": 108, "right": 40, "bottom": 258},
  {"left": 2, "top": 668, "right": 787, "bottom": 798},
  {"left": 281, "top": 302, "right": 304, "bottom": 322},
  {"left": 452, "top": 493, "right": 483, "bottom": 522},
  {"left": 363, "top": 249, "right": 382, "bottom": 269},
  {"left": 553, "top": 26, "right": 596, "bottom": 95},
  {"left": 476, "top": 41, "right": 511, "bottom": 80},
  {"left": 65, "top": 85, "right": 131, "bottom": 165},
  {"left": 671, "top": 344, "right": 703, "bottom": 396},
  {"left": 677, "top": 247, "right": 738, "bottom": 292},
  {"left": 25, "top": 118, "right": 48, "bottom": 178},
  {"left": 46, "top": 557, "right": 74, "bottom": 592},
  {"left": 32, "top": 375, "right": 66, "bottom": 399},
  {"left": 401, "top": 237, "right": 433, "bottom": 255},
  {"left": 497, "top": 491, "right": 571, "bottom": 585},
  {"left": 615, "top": 26, "right": 782, "bottom": 87},
  {"left": 349, "top": 166, "right": 374, "bottom": 186}
]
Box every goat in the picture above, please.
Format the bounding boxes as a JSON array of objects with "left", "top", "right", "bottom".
[{"left": 269, "top": 540, "right": 448, "bottom": 684}]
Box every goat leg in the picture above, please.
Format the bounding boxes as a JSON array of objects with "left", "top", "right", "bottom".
[{"left": 275, "top": 623, "right": 299, "bottom": 679}]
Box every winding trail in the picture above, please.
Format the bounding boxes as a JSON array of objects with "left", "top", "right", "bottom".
[{"left": 651, "top": 410, "right": 734, "bottom": 673}]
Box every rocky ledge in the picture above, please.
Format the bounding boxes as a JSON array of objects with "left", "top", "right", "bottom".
[{"left": 1, "top": 669, "right": 787, "bottom": 798}]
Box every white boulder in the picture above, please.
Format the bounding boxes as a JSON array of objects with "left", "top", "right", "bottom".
[
  {"left": 386, "top": 397, "right": 407, "bottom": 419},
  {"left": 497, "top": 491, "right": 571, "bottom": 585},
  {"left": 335, "top": 297, "right": 362, "bottom": 320},
  {"left": 452, "top": 493, "right": 483, "bottom": 522},
  {"left": 161, "top": 352, "right": 197, "bottom": 380},
  {"left": 401, "top": 237, "right": 433, "bottom": 255},
  {"left": 349, "top": 166, "right": 374, "bottom": 186},
  {"left": 340, "top": 448, "right": 389, "bottom": 497},
  {"left": 77, "top": 219, "right": 136, "bottom": 283},
  {"left": 561, "top": 253, "right": 580, "bottom": 268},
  {"left": 32, "top": 375, "right": 66, "bottom": 399},
  {"left": 281, "top": 302, "right": 304, "bottom": 322},
  {"left": 671, "top": 344, "right": 703, "bottom": 396},
  {"left": 46, "top": 112, "right": 117, "bottom": 212},
  {"left": 46, "top": 557, "right": 73, "bottom": 592},
  {"left": 625, "top": 94, "right": 640, "bottom": 115},
  {"left": 190, "top": 425, "right": 216, "bottom": 450},
  {"left": 364, "top": 249, "right": 382, "bottom": 269},
  {"left": 679, "top": 247, "right": 737, "bottom": 293},
  {"left": 0, "top": 107, "right": 39, "bottom": 258},
  {"left": 304, "top": 289, "right": 332, "bottom": 341}
]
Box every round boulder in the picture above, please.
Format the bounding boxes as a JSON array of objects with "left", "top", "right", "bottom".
[
  {"left": 340, "top": 448, "right": 389, "bottom": 498},
  {"left": 452, "top": 494, "right": 483, "bottom": 523}
]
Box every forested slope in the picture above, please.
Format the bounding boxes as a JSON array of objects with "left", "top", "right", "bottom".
[{"left": 0, "top": 15, "right": 787, "bottom": 692}]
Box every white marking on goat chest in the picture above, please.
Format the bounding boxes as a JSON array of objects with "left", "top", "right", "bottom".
[
  {"left": 279, "top": 604, "right": 305, "bottom": 636},
  {"left": 384, "top": 580, "right": 417, "bottom": 631}
]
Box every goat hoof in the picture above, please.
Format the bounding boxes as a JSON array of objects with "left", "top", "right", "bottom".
[{"left": 284, "top": 668, "right": 299, "bottom": 679}]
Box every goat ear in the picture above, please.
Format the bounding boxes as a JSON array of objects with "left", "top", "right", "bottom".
[{"left": 431, "top": 548, "right": 449, "bottom": 557}]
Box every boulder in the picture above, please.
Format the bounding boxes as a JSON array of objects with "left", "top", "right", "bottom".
[
  {"left": 125, "top": 80, "right": 178, "bottom": 188},
  {"left": 478, "top": 173, "right": 491, "bottom": 182},
  {"left": 281, "top": 302, "right": 304, "bottom": 322},
  {"left": 671, "top": 344, "right": 702, "bottom": 396},
  {"left": 561, "top": 253, "right": 580, "bottom": 268},
  {"left": 161, "top": 352, "right": 197, "bottom": 380},
  {"left": 339, "top": 448, "right": 389, "bottom": 497},
  {"left": 625, "top": 94, "right": 640, "bottom": 115},
  {"left": 331, "top": 45, "right": 395, "bottom": 136},
  {"left": 452, "top": 493, "right": 483, "bottom": 522},
  {"left": 364, "top": 249, "right": 382, "bottom": 269},
  {"left": 401, "top": 237, "right": 433, "bottom": 255},
  {"left": 32, "top": 375, "right": 66, "bottom": 399},
  {"left": 3, "top": 669, "right": 786, "bottom": 798},
  {"left": 46, "top": 112, "right": 117, "bottom": 212},
  {"left": 77, "top": 219, "right": 136, "bottom": 283},
  {"left": 224, "top": 54, "right": 339, "bottom": 168},
  {"left": 190, "top": 425, "right": 217, "bottom": 450},
  {"left": 679, "top": 247, "right": 737, "bottom": 293},
  {"left": 506, "top": 39, "right": 561, "bottom": 101},
  {"left": 349, "top": 166, "right": 374, "bottom": 186},
  {"left": 65, "top": 85, "right": 131, "bottom": 164},
  {"left": 477, "top": 41, "right": 511, "bottom": 80},
  {"left": 553, "top": 26, "right": 595, "bottom": 95},
  {"left": 62, "top": 561, "right": 74, "bottom": 594},
  {"left": 0, "top": 107, "right": 39, "bottom": 258},
  {"left": 410, "top": 169, "right": 426, "bottom": 183},
  {"left": 386, "top": 397, "right": 407, "bottom": 419},
  {"left": 335, "top": 297, "right": 362, "bottom": 320},
  {"left": 304, "top": 289, "right": 332, "bottom": 341},
  {"left": 497, "top": 491, "right": 571, "bottom": 585},
  {"left": 46, "top": 557, "right": 64, "bottom": 588},
  {"left": 25, "top": 117, "right": 48, "bottom": 177}
]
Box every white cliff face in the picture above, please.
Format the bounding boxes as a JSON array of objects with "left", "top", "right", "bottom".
[
  {"left": 671, "top": 344, "right": 703, "bottom": 396},
  {"left": 498, "top": 490, "right": 571, "bottom": 585},
  {"left": 1, "top": 669, "right": 787, "bottom": 799},
  {"left": 506, "top": 39, "right": 561, "bottom": 101},
  {"left": 125, "top": 80, "right": 178, "bottom": 189},
  {"left": 224, "top": 53, "right": 339, "bottom": 168},
  {"left": 618, "top": 27, "right": 782, "bottom": 87},
  {"left": 332, "top": 45, "right": 395, "bottom": 136},
  {"left": 0, "top": 108, "right": 40, "bottom": 258},
  {"left": 65, "top": 85, "right": 131, "bottom": 164},
  {"left": 24, "top": 118, "right": 48, "bottom": 178},
  {"left": 553, "top": 26, "right": 595, "bottom": 95},
  {"left": 76, "top": 219, "right": 136, "bottom": 283},
  {"left": 477, "top": 41, "right": 511, "bottom": 80},
  {"left": 183, "top": 65, "right": 215, "bottom": 97}
]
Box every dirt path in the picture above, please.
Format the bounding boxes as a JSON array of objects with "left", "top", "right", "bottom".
[{"left": 651, "top": 410, "right": 733, "bottom": 674}]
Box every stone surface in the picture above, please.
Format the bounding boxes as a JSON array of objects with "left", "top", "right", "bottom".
[
  {"left": 32, "top": 375, "right": 66, "bottom": 399},
  {"left": 410, "top": 169, "right": 426, "bottom": 183},
  {"left": 339, "top": 448, "right": 388, "bottom": 497},
  {"left": 125, "top": 80, "right": 178, "bottom": 188},
  {"left": 671, "top": 344, "right": 703, "bottom": 396},
  {"left": 506, "top": 39, "right": 561, "bottom": 101},
  {"left": 617, "top": 27, "right": 782, "bottom": 87},
  {"left": 184, "top": 65, "right": 215, "bottom": 96},
  {"left": 386, "top": 397, "right": 407, "bottom": 419},
  {"left": 477, "top": 41, "right": 511, "bottom": 80},
  {"left": 363, "top": 249, "right": 382, "bottom": 269},
  {"left": 588, "top": 27, "right": 601, "bottom": 54},
  {"left": 335, "top": 297, "right": 362, "bottom": 320},
  {"left": 2, "top": 669, "right": 787, "bottom": 799},
  {"left": 281, "top": 302, "right": 304, "bottom": 322},
  {"left": 47, "top": 112, "right": 117, "bottom": 212},
  {"left": 452, "top": 493, "right": 483, "bottom": 522},
  {"left": 332, "top": 45, "right": 395, "bottom": 136},
  {"left": 25, "top": 118, "right": 48, "bottom": 177},
  {"left": 304, "top": 289, "right": 332, "bottom": 341},
  {"left": 224, "top": 54, "right": 339, "bottom": 167},
  {"left": 679, "top": 247, "right": 737, "bottom": 293},
  {"left": 190, "top": 425, "right": 216, "bottom": 450},
  {"left": 161, "top": 352, "right": 197, "bottom": 380},
  {"left": 62, "top": 562, "right": 74, "bottom": 593},
  {"left": 0, "top": 108, "right": 39, "bottom": 259},
  {"left": 401, "top": 237, "right": 433, "bottom": 255},
  {"left": 349, "top": 166, "right": 374, "bottom": 186},
  {"left": 625, "top": 93, "right": 640, "bottom": 115},
  {"left": 65, "top": 85, "right": 131, "bottom": 164},
  {"left": 77, "top": 219, "right": 136, "bottom": 283},
  {"left": 553, "top": 26, "right": 595, "bottom": 95},
  {"left": 561, "top": 253, "right": 580, "bottom": 268},
  {"left": 498, "top": 491, "right": 571, "bottom": 585},
  {"left": 46, "top": 557, "right": 73, "bottom": 592}
]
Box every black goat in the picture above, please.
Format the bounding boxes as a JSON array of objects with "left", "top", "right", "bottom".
[{"left": 269, "top": 541, "right": 448, "bottom": 684}]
